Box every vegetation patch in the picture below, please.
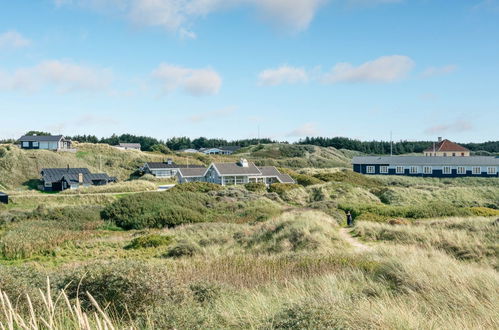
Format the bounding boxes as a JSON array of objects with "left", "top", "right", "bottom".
[{"left": 125, "top": 234, "right": 172, "bottom": 249}]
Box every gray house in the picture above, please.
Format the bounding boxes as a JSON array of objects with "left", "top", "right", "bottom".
[
  {"left": 142, "top": 159, "right": 205, "bottom": 178},
  {"left": 352, "top": 156, "right": 499, "bottom": 178},
  {"left": 18, "top": 135, "right": 72, "bottom": 151},
  {"left": 114, "top": 143, "right": 141, "bottom": 151},
  {"left": 177, "top": 158, "right": 295, "bottom": 185},
  {"left": 199, "top": 146, "right": 241, "bottom": 155},
  {"left": 41, "top": 167, "right": 116, "bottom": 191}
]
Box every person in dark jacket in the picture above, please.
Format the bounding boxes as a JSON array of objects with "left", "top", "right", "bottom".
[{"left": 346, "top": 211, "right": 353, "bottom": 227}]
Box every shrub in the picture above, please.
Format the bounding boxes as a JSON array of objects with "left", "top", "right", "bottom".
[
  {"left": 272, "top": 301, "right": 339, "bottom": 329},
  {"left": 469, "top": 207, "right": 499, "bottom": 217},
  {"left": 269, "top": 183, "right": 300, "bottom": 195},
  {"left": 125, "top": 234, "right": 172, "bottom": 249},
  {"left": 55, "top": 260, "right": 187, "bottom": 318},
  {"left": 151, "top": 144, "right": 171, "bottom": 154},
  {"left": 101, "top": 191, "right": 208, "bottom": 229},
  {"left": 294, "top": 174, "right": 323, "bottom": 186},
  {"left": 164, "top": 240, "right": 201, "bottom": 258},
  {"left": 0, "top": 147, "right": 6, "bottom": 158},
  {"left": 189, "top": 282, "right": 222, "bottom": 304},
  {"left": 170, "top": 182, "right": 222, "bottom": 193},
  {"left": 244, "top": 182, "right": 267, "bottom": 193}
]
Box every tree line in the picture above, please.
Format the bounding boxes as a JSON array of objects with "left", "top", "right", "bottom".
[{"left": 5, "top": 132, "right": 498, "bottom": 155}]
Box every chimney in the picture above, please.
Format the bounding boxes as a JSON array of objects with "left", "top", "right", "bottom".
[
  {"left": 438, "top": 137, "right": 442, "bottom": 142},
  {"left": 166, "top": 158, "right": 173, "bottom": 165},
  {"left": 78, "top": 173, "right": 83, "bottom": 184},
  {"left": 239, "top": 158, "right": 249, "bottom": 167},
  {"left": 67, "top": 164, "right": 70, "bottom": 171}
]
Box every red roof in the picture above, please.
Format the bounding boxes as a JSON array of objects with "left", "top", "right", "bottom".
[{"left": 424, "top": 139, "right": 469, "bottom": 152}]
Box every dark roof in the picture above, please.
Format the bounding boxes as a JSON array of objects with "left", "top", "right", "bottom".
[
  {"left": 257, "top": 166, "right": 295, "bottom": 183},
  {"left": 41, "top": 168, "right": 113, "bottom": 184},
  {"left": 177, "top": 167, "right": 208, "bottom": 177},
  {"left": 219, "top": 146, "right": 241, "bottom": 151},
  {"left": 0, "top": 192, "right": 7, "bottom": 196},
  {"left": 212, "top": 161, "right": 262, "bottom": 176},
  {"left": 19, "top": 135, "right": 65, "bottom": 142},
  {"left": 424, "top": 139, "right": 469, "bottom": 152},
  {"left": 145, "top": 162, "right": 205, "bottom": 169},
  {"left": 352, "top": 156, "right": 499, "bottom": 166}
]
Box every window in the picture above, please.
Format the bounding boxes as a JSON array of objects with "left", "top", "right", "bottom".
[
  {"left": 461, "top": 153, "right": 465, "bottom": 156},
  {"left": 423, "top": 166, "right": 432, "bottom": 174},
  {"left": 396, "top": 166, "right": 404, "bottom": 174},
  {"left": 487, "top": 167, "right": 497, "bottom": 175},
  {"left": 457, "top": 167, "right": 466, "bottom": 175},
  {"left": 443, "top": 153, "right": 447, "bottom": 157},
  {"left": 22, "top": 142, "right": 29, "bottom": 148},
  {"left": 410, "top": 166, "right": 419, "bottom": 174},
  {"left": 380, "top": 166, "right": 388, "bottom": 174},
  {"left": 452, "top": 153, "right": 456, "bottom": 156},
  {"left": 443, "top": 166, "right": 452, "bottom": 174},
  {"left": 366, "top": 166, "right": 375, "bottom": 174},
  {"left": 32, "top": 141, "right": 39, "bottom": 147},
  {"left": 472, "top": 167, "right": 481, "bottom": 175}
]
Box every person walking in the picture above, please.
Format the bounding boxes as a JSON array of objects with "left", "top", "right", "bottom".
[{"left": 346, "top": 211, "right": 353, "bottom": 227}]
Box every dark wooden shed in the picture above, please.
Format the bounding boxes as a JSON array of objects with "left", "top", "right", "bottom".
[{"left": 0, "top": 192, "right": 8, "bottom": 204}]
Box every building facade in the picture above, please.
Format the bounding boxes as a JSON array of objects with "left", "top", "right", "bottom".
[
  {"left": 423, "top": 138, "right": 470, "bottom": 157},
  {"left": 353, "top": 156, "right": 499, "bottom": 178},
  {"left": 142, "top": 159, "right": 205, "bottom": 178},
  {"left": 18, "top": 135, "right": 72, "bottom": 151},
  {"left": 177, "top": 159, "right": 295, "bottom": 185}
]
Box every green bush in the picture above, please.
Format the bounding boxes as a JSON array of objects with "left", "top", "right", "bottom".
[
  {"left": 244, "top": 182, "right": 267, "bottom": 193},
  {"left": 0, "top": 147, "right": 6, "bottom": 158},
  {"left": 269, "top": 183, "right": 300, "bottom": 195},
  {"left": 272, "top": 301, "right": 339, "bottom": 329},
  {"left": 468, "top": 207, "right": 499, "bottom": 217},
  {"left": 340, "top": 202, "right": 473, "bottom": 221},
  {"left": 125, "top": 234, "right": 172, "bottom": 249},
  {"left": 294, "top": 174, "right": 323, "bottom": 186},
  {"left": 55, "top": 260, "right": 187, "bottom": 318},
  {"left": 170, "top": 182, "right": 222, "bottom": 193},
  {"left": 101, "top": 191, "right": 208, "bottom": 229},
  {"left": 164, "top": 240, "right": 201, "bottom": 258}
]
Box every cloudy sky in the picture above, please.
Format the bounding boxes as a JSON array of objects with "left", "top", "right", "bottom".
[{"left": 0, "top": 0, "right": 498, "bottom": 142}]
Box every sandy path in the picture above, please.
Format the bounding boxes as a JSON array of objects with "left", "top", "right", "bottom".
[{"left": 339, "top": 228, "right": 373, "bottom": 252}]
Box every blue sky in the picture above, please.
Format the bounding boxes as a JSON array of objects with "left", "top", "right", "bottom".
[{"left": 0, "top": 0, "right": 498, "bottom": 142}]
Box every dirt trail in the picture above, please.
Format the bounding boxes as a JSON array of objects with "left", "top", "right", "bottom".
[{"left": 339, "top": 228, "right": 373, "bottom": 252}]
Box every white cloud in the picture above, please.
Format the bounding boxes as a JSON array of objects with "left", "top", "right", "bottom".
[
  {"left": 421, "top": 65, "right": 457, "bottom": 78},
  {"left": 179, "top": 28, "right": 197, "bottom": 39},
  {"left": 0, "top": 30, "right": 31, "bottom": 49},
  {"left": 152, "top": 63, "right": 222, "bottom": 96},
  {"left": 0, "top": 60, "right": 112, "bottom": 93},
  {"left": 424, "top": 120, "right": 473, "bottom": 135},
  {"left": 258, "top": 65, "right": 308, "bottom": 86},
  {"left": 55, "top": 0, "right": 327, "bottom": 34},
  {"left": 287, "top": 122, "right": 319, "bottom": 137},
  {"left": 346, "top": 0, "right": 403, "bottom": 7},
  {"left": 188, "top": 106, "right": 236, "bottom": 122},
  {"left": 323, "top": 55, "right": 415, "bottom": 83}
]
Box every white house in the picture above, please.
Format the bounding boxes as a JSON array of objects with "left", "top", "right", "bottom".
[
  {"left": 199, "top": 146, "right": 241, "bottom": 155},
  {"left": 177, "top": 158, "right": 295, "bottom": 185},
  {"left": 142, "top": 159, "right": 205, "bottom": 178}
]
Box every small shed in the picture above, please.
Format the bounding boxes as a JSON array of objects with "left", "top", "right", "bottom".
[{"left": 0, "top": 192, "right": 8, "bottom": 204}]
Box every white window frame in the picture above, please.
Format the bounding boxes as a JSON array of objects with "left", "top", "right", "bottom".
[
  {"left": 380, "top": 166, "right": 388, "bottom": 174},
  {"left": 22, "top": 141, "right": 29, "bottom": 147},
  {"left": 442, "top": 166, "right": 452, "bottom": 175},
  {"left": 366, "top": 166, "right": 375, "bottom": 174},
  {"left": 396, "top": 166, "right": 404, "bottom": 174},
  {"left": 472, "top": 167, "right": 481, "bottom": 175},
  {"left": 457, "top": 167, "right": 466, "bottom": 175},
  {"left": 423, "top": 166, "right": 432, "bottom": 174},
  {"left": 410, "top": 166, "right": 419, "bottom": 174},
  {"left": 32, "top": 141, "right": 39, "bottom": 147},
  {"left": 487, "top": 167, "right": 497, "bottom": 175}
]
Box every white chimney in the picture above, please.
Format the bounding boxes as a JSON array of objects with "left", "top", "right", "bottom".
[
  {"left": 78, "top": 173, "right": 83, "bottom": 183},
  {"left": 438, "top": 137, "right": 442, "bottom": 142},
  {"left": 239, "top": 158, "right": 249, "bottom": 167},
  {"left": 166, "top": 158, "right": 173, "bottom": 165}
]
